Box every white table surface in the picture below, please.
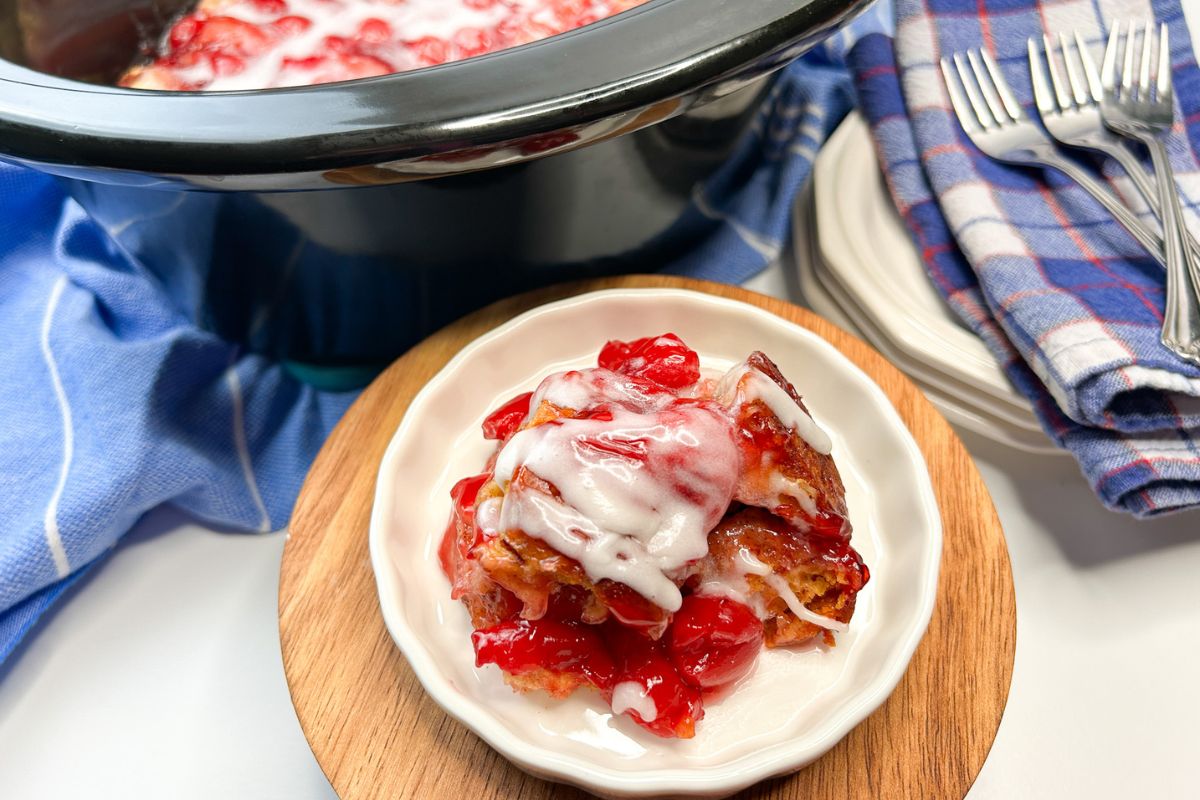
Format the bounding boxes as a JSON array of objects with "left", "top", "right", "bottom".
[{"left": 6, "top": 6, "right": 1200, "bottom": 783}]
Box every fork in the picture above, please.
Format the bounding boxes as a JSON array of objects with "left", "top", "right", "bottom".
[
  {"left": 940, "top": 49, "right": 1166, "bottom": 267},
  {"left": 1099, "top": 20, "right": 1200, "bottom": 362},
  {"left": 1030, "top": 31, "right": 1200, "bottom": 264}
]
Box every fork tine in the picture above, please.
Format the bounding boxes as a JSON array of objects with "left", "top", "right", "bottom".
[
  {"left": 1121, "top": 21, "right": 1135, "bottom": 94},
  {"left": 953, "top": 52, "right": 997, "bottom": 128},
  {"left": 1138, "top": 19, "right": 1153, "bottom": 97},
  {"left": 1074, "top": 31, "right": 1104, "bottom": 102},
  {"left": 1060, "top": 33, "right": 1090, "bottom": 106},
  {"left": 1032, "top": 35, "right": 1070, "bottom": 110},
  {"left": 1042, "top": 35, "right": 1073, "bottom": 110},
  {"left": 940, "top": 57, "right": 984, "bottom": 133},
  {"left": 1157, "top": 22, "right": 1171, "bottom": 102},
  {"left": 981, "top": 49, "right": 1023, "bottom": 121},
  {"left": 1028, "top": 38, "right": 1058, "bottom": 117},
  {"left": 968, "top": 50, "right": 1010, "bottom": 123},
  {"left": 1102, "top": 22, "right": 1119, "bottom": 93}
]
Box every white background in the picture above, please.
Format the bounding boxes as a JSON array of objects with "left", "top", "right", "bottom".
[{"left": 4, "top": 7, "right": 1200, "bottom": 791}]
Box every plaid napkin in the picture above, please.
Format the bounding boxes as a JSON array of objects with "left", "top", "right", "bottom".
[
  {"left": 0, "top": 6, "right": 895, "bottom": 665},
  {"left": 849, "top": 0, "right": 1200, "bottom": 515}
]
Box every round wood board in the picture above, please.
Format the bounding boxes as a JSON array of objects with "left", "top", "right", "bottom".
[{"left": 280, "top": 275, "right": 1016, "bottom": 800}]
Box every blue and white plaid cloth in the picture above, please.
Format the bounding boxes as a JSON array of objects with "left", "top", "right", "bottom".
[
  {"left": 0, "top": 6, "right": 893, "bottom": 665},
  {"left": 849, "top": 0, "right": 1200, "bottom": 515}
]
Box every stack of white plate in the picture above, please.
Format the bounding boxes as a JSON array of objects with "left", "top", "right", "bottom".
[{"left": 795, "top": 112, "right": 1062, "bottom": 455}]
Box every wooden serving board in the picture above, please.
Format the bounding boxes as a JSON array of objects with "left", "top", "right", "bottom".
[{"left": 279, "top": 275, "right": 1016, "bottom": 800}]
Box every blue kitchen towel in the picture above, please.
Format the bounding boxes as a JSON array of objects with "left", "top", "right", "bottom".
[
  {"left": 0, "top": 5, "right": 893, "bottom": 664},
  {"left": 849, "top": 0, "right": 1200, "bottom": 514},
  {"left": 0, "top": 166, "right": 359, "bottom": 661}
]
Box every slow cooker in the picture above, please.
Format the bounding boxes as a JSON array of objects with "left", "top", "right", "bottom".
[{"left": 0, "top": 0, "right": 871, "bottom": 376}]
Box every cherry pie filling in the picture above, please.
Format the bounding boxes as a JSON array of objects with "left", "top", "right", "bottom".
[
  {"left": 120, "top": 0, "right": 650, "bottom": 90},
  {"left": 439, "top": 333, "right": 869, "bottom": 739}
]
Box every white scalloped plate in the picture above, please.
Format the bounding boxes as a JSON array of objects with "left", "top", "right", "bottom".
[{"left": 369, "top": 288, "right": 941, "bottom": 798}]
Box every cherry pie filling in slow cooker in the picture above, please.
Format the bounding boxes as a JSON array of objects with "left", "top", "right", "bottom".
[
  {"left": 439, "top": 333, "right": 870, "bottom": 739},
  {"left": 120, "top": 0, "right": 649, "bottom": 90}
]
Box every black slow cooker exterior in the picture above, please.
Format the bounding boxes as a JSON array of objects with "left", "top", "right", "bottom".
[
  {"left": 1, "top": 0, "right": 869, "bottom": 185},
  {"left": 0, "top": 0, "right": 871, "bottom": 376}
]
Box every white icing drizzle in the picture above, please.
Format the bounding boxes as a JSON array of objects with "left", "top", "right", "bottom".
[
  {"left": 694, "top": 579, "right": 750, "bottom": 607},
  {"left": 475, "top": 496, "right": 502, "bottom": 538},
  {"left": 767, "top": 471, "right": 819, "bottom": 517},
  {"left": 493, "top": 397, "right": 738, "bottom": 612},
  {"left": 529, "top": 368, "right": 663, "bottom": 415},
  {"left": 611, "top": 681, "right": 657, "bottom": 722},
  {"left": 716, "top": 361, "right": 832, "bottom": 455},
  {"left": 742, "top": 371, "right": 833, "bottom": 455},
  {"left": 736, "top": 548, "right": 848, "bottom": 633}
]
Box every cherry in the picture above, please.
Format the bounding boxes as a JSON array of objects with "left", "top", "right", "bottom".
[
  {"left": 806, "top": 509, "right": 850, "bottom": 539},
  {"left": 438, "top": 470, "right": 496, "bottom": 582},
  {"left": 281, "top": 53, "right": 393, "bottom": 83},
  {"left": 209, "top": 52, "right": 246, "bottom": 76},
  {"left": 481, "top": 391, "right": 533, "bottom": 441},
  {"left": 280, "top": 55, "right": 323, "bottom": 72},
  {"left": 357, "top": 18, "right": 393, "bottom": 45},
  {"left": 407, "top": 36, "right": 449, "bottom": 65},
  {"left": 598, "top": 333, "right": 700, "bottom": 389},
  {"left": 667, "top": 594, "right": 763, "bottom": 689},
  {"left": 168, "top": 17, "right": 202, "bottom": 50},
  {"left": 188, "top": 16, "right": 273, "bottom": 57},
  {"left": 472, "top": 618, "right": 615, "bottom": 691},
  {"left": 596, "top": 581, "right": 668, "bottom": 633},
  {"left": 321, "top": 35, "right": 351, "bottom": 54},
  {"left": 274, "top": 15, "right": 313, "bottom": 36},
  {"left": 605, "top": 624, "right": 703, "bottom": 738},
  {"left": 552, "top": 0, "right": 589, "bottom": 20},
  {"left": 453, "top": 27, "right": 493, "bottom": 58}
]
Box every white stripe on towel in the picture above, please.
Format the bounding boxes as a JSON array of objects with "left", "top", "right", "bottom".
[
  {"left": 40, "top": 276, "right": 73, "bottom": 578},
  {"left": 225, "top": 364, "right": 272, "bottom": 532}
]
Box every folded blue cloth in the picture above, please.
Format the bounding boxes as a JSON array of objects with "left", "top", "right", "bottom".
[
  {"left": 849, "top": 0, "right": 1200, "bottom": 515},
  {"left": 0, "top": 5, "right": 892, "bottom": 664},
  {"left": 0, "top": 165, "right": 359, "bottom": 660}
]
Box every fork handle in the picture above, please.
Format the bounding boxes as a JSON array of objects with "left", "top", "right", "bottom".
[
  {"left": 1141, "top": 136, "right": 1200, "bottom": 361},
  {"left": 1098, "top": 141, "right": 1200, "bottom": 265},
  {"left": 1043, "top": 156, "right": 1166, "bottom": 266}
]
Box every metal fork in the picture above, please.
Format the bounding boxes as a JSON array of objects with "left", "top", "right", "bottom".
[
  {"left": 940, "top": 49, "right": 1166, "bottom": 266},
  {"left": 1100, "top": 20, "right": 1200, "bottom": 362},
  {"left": 1030, "top": 31, "right": 1200, "bottom": 264}
]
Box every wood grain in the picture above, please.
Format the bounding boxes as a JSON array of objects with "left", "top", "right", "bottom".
[{"left": 279, "top": 275, "right": 1016, "bottom": 800}]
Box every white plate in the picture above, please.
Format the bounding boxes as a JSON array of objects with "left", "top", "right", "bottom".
[
  {"left": 369, "top": 288, "right": 942, "bottom": 799},
  {"left": 793, "top": 184, "right": 1064, "bottom": 456},
  {"left": 814, "top": 113, "right": 1038, "bottom": 419},
  {"left": 816, "top": 235, "right": 1044, "bottom": 431}
]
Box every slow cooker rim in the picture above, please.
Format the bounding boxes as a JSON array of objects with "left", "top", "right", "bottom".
[{"left": 0, "top": 0, "right": 867, "bottom": 178}]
